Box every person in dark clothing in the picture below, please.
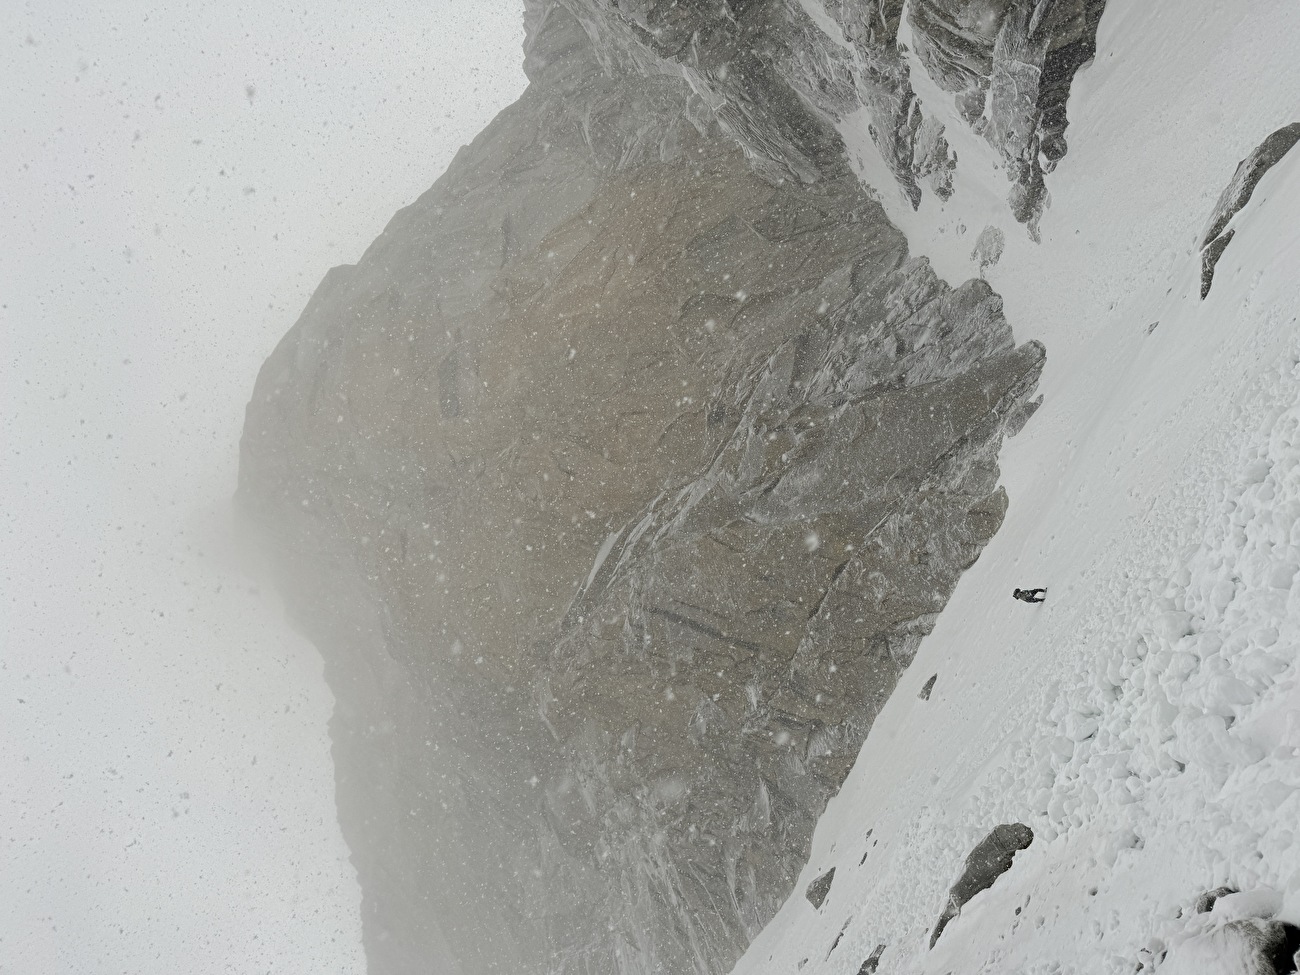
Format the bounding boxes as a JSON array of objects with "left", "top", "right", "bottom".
[{"left": 1013, "top": 588, "right": 1047, "bottom": 603}]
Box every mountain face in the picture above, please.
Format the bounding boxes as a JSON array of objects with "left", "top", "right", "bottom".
[
  {"left": 554, "top": 0, "right": 1104, "bottom": 231},
  {"left": 237, "top": 3, "right": 1085, "bottom": 973}
]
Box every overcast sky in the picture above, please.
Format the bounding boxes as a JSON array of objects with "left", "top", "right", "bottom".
[{"left": 0, "top": 2, "right": 525, "bottom": 970}]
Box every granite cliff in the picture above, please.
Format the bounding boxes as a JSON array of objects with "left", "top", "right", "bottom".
[{"left": 237, "top": 2, "right": 1087, "bottom": 973}]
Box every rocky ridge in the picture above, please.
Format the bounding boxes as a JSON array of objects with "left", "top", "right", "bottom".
[
  {"left": 550, "top": 0, "right": 1107, "bottom": 231},
  {"left": 238, "top": 3, "right": 1056, "bottom": 974}
]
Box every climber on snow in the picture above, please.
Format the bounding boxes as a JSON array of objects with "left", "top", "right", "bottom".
[{"left": 1013, "top": 588, "right": 1047, "bottom": 603}]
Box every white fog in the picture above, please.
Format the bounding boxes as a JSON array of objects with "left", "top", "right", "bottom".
[
  {"left": 8, "top": 3, "right": 1300, "bottom": 975},
  {"left": 0, "top": 3, "right": 524, "bottom": 969}
]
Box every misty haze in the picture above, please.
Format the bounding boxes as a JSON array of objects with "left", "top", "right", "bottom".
[{"left": 5, "top": 3, "right": 1300, "bottom": 975}]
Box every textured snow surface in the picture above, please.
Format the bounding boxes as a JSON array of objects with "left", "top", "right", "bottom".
[{"left": 735, "top": 1, "right": 1300, "bottom": 974}]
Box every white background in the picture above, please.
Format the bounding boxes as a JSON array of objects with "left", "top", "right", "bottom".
[{"left": 0, "top": 2, "right": 524, "bottom": 970}]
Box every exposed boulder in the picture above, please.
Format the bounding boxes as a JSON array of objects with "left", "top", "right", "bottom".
[
  {"left": 807, "top": 868, "right": 837, "bottom": 910},
  {"left": 857, "top": 943, "right": 887, "bottom": 975},
  {"left": 1194, "top": 887, "right": 1241, "bottom": 915},
  {"left": 1199, "top": 122, "right": 1300, "bottom": 298},
  {"left": 1161, "top": 919, "right": 1300, "bottom": 975},
  {"left": 929, "top": 822, "right": 1034, "bottom": 947},
  {"left": 1161, "top": 888, "right": 1300, "bottom": 975}
]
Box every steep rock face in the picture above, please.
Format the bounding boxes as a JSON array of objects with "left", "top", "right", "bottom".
[
  {"left": 546, "top": 0, "right": 1107, "bottom": 229},
  {"left": 908, "top": 0, "right": 1106, "bottom": 230},
  {"left": 239, "top": 4, "right": 1044, "bottom": 975}
]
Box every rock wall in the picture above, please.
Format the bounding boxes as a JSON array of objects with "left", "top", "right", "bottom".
[
  {"left": 546, "top": 0, "right": 1106, "bottom": 230},
  {"left": 238, "top": 3, "right": 1052, "bottom": 974}
]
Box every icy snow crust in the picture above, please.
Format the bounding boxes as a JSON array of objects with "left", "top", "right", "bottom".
[{"left": 735, "top": 2, "right": 1300, "bottom": 974}]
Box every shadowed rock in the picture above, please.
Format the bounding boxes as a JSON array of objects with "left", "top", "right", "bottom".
[
  {"left": 544, "top": 0, "right": 1106, "bottom": 227},
  {"left": 1164, "top": 920, "right": 1300, "bottom": 975},
  {"left": 1199, "top": 122, "right": 1300, "bottom": 298},
  {"left": 929, "top": 823, "right": 1033, "bottom": 947},
  {"left": 1175, "top": 888, "right": 1300, "bottom": 975},
  {"left": 857, "top": 943, "right": 887, "bottom": 975},
  {"left": 909, "top": 0, "right": 1107, "bottom": 234},
  {"left": 1193, "top": 886, "right": 1239, "bottom": 914},
  {"left": 806, "top": 868, "right": 836, "bottom": 909}
]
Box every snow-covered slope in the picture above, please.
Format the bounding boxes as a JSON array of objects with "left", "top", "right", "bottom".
[{"left": 735, "top": 2, "right": 1300, "bottom": 973}]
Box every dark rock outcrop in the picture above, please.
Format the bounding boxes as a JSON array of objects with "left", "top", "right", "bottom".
[
  {"left": 1165, "top": 920, "right": 1300, "bottom": 975},
  {"left": 929, "top": 822, "right": 1033, "bottom": 947},
  {"left": 545, "top": 0, "right": 1106, "bottom": 226},
  {"left": 1273, "top": 923, "right": 1300, "bottom": 975},
  {"left": 807, "top": 868, "right": 837, "bottom": 909},
  {"left": 857, "top": 943, "right": 887, "bottom": 975},
  {"left": 238, "top": 4, "right": 1045, "bottom": 975},
  {"left": 1199, "top": 122, "right": 1300, "bottom": 298},
  {"left": 1174, "top": 889, "right": 1300, "bottom": 975},
  {"left": 918, "top": 673, "right": 938, "bottom": 699},
  {"left": 1193, "top": 886, "right": 1239, "bottom": 915}
]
